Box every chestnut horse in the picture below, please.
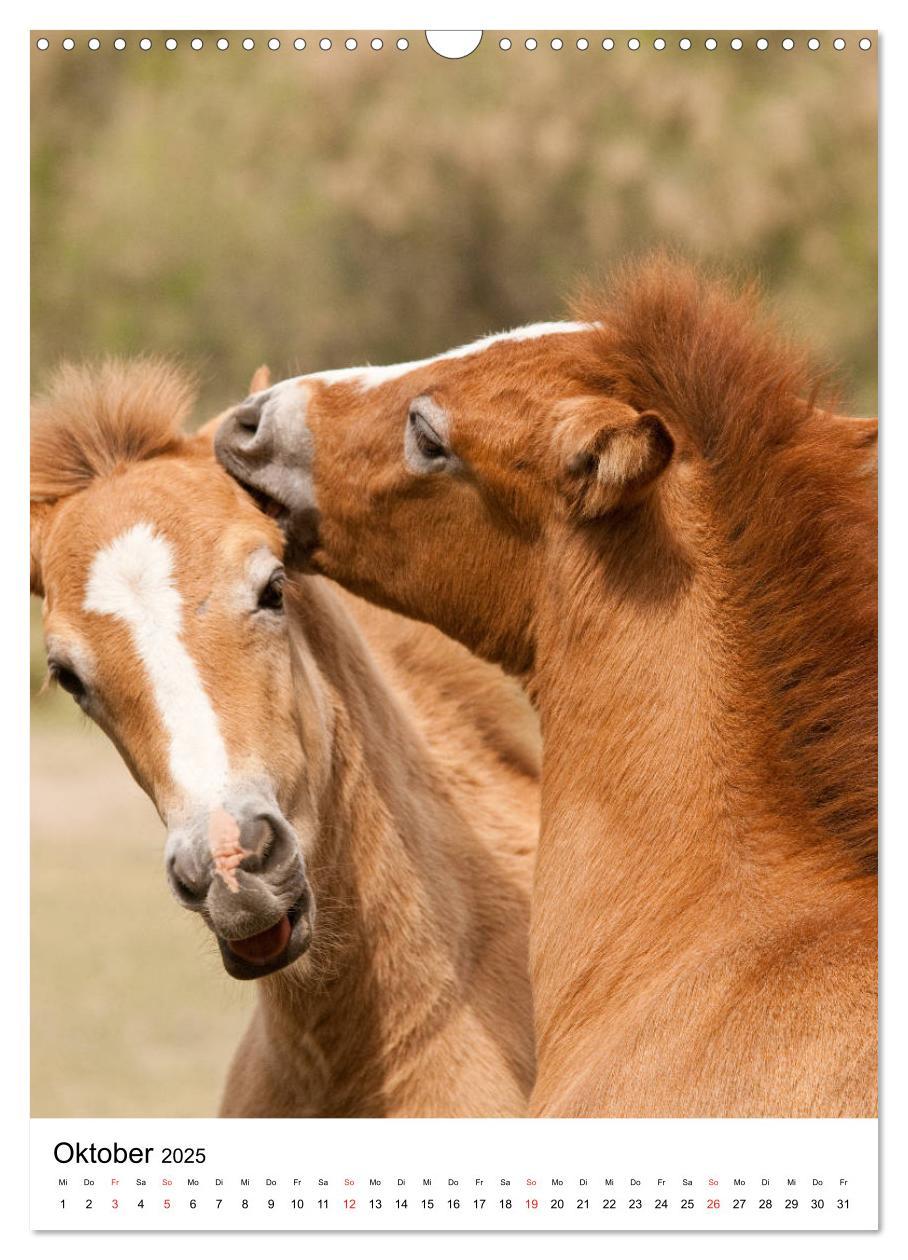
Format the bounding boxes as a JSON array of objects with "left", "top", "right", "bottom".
[
  {"left": 216, "top": 258, "right": 877, "bottom": 1117},
  {"left": 31, "top": 360, "right": 539, "bottom": 1117}
]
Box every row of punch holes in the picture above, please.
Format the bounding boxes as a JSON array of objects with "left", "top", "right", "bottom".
[{"left": 34, "top": 34, "right": 874, "bottom": 54}]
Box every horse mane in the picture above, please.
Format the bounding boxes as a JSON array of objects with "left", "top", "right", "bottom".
[
  {"left": 31, "top": 358, "right": 195, "bottom": 503},
  {"left": 573, "top": 252, "right": 841, "bottom": 456},
  {"left": 575, "top": 255, "right": 877, "bottom": 872}
]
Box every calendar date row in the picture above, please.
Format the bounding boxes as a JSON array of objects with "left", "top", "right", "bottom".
[{"left": 58, "top": 1194, "right": 853, "bottom": 1213}]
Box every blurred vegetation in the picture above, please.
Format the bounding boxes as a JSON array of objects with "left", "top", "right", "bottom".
[
  {"left": 32, "top": 33, "right": 877, "bottom": 419},
  {"left": 31, "top": 715, "right": 253, "bottom": 1117},
  {"left": 30, "top": 32, "right": 876, "bottom": 1115}
]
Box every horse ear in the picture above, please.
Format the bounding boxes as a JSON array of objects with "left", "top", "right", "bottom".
[
  {"left": 552, "top": 397, "right": 675, "bottom": 519},
  {"left": 248, "top": 364, "right": 272, "bottom": 394},
  {"left": 193, "top": 366, "right": 273, "bottom": 444},
  {"left": 30, "top": 500, "right": 53, "bottom": 596}
]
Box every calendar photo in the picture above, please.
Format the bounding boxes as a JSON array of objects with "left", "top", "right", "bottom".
[{"left": 28, "top": 24, "right": 878, "bottom": 1233}]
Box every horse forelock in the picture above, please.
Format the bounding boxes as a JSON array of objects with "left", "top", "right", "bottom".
[{"left": 31, "top": 357, "right": 196, "bottom": 504}]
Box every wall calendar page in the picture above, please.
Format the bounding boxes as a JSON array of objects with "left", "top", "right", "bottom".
[{"left": 23, "top": 12, "right": 881, "bottom": 1245}]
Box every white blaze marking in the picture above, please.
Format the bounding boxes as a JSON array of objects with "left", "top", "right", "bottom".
[
  {"left": 83, "top": 522, "right": 229, "bottom": 807},
  {"left": 305, "top": 320, "right": 594, "bottom": 391}
]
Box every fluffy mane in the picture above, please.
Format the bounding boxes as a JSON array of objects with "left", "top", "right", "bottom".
[
  {"left": 31, "top": 358, "right": 195, "bottom": 503},
  {"left": 575, "top": 256, "right": 877, "bottom": 872},
  {"left": 574, "top": 253, "right": 847, "bottom": 454}
]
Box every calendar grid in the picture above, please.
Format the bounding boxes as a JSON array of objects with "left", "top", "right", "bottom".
[{"left": 31, "top": 1118, "right": 878, "bottom": 1232}]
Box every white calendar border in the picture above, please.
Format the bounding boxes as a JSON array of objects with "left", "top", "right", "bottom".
[
  {"left": 4, "top": 0, "right": 903, "bottom": 1255},
  {"left": 9, "top": 1, "right": 898, "bottom": 32}
]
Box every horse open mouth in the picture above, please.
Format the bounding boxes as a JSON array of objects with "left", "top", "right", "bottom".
[
  {"left": 217, "top": 894, "right": 311, "bottom": 980},
  {"left": 225, "top": 465, "right": 322, "bottom": 575},
  {"left": 242, "top": 480, "right": 288, "bottom": 524}
]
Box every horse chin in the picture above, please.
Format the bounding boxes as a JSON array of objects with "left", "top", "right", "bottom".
[
  {"left": 216, "top": 894, "right": 314, "bottom": 981},
  {"left": 283, "top": 508, "right": 322, "bottom": 573}
]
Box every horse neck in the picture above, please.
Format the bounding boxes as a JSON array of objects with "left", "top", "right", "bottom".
[
  {"left": 529, "top": 486, "right": 873, "bottom": 1050},
  {"left": 261, "top": 581, "right": 494, "bottom": 1111}
]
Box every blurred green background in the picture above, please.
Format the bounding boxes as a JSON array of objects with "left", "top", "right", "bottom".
[{"left": 31, "top": 31, "right": 877, "bottom": 1116}]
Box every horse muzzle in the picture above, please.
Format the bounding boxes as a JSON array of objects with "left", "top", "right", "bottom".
[
  {"left": 215, "top": 382, "right": 322, "bottom": 571},
  {"left": 165, "top": 800, "right": 315, "bottom": 980}
]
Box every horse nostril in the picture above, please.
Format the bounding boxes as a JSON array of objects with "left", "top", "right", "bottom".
[
  {"left": 232, "top": 400, "right": 263, "bottom": 438},
  {"left": 167, "top": 852, "right": 208, "bottom": 904},
  {"left": 239, "top": 816, "right": 278, "bottom": 871},
  {"left": 234, "top": 814, "right": 302, "bottom": 881}
]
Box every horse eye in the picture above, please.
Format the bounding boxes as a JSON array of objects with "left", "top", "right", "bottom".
[
  {"left": 51, "top": 663, "right": 85, "bottom": 700},
  {"left": 257, "top": 570, "right": 285, "bottom": 612},
  {"left": 410, "top": 412, "right": 447, "bottom": 460}
]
